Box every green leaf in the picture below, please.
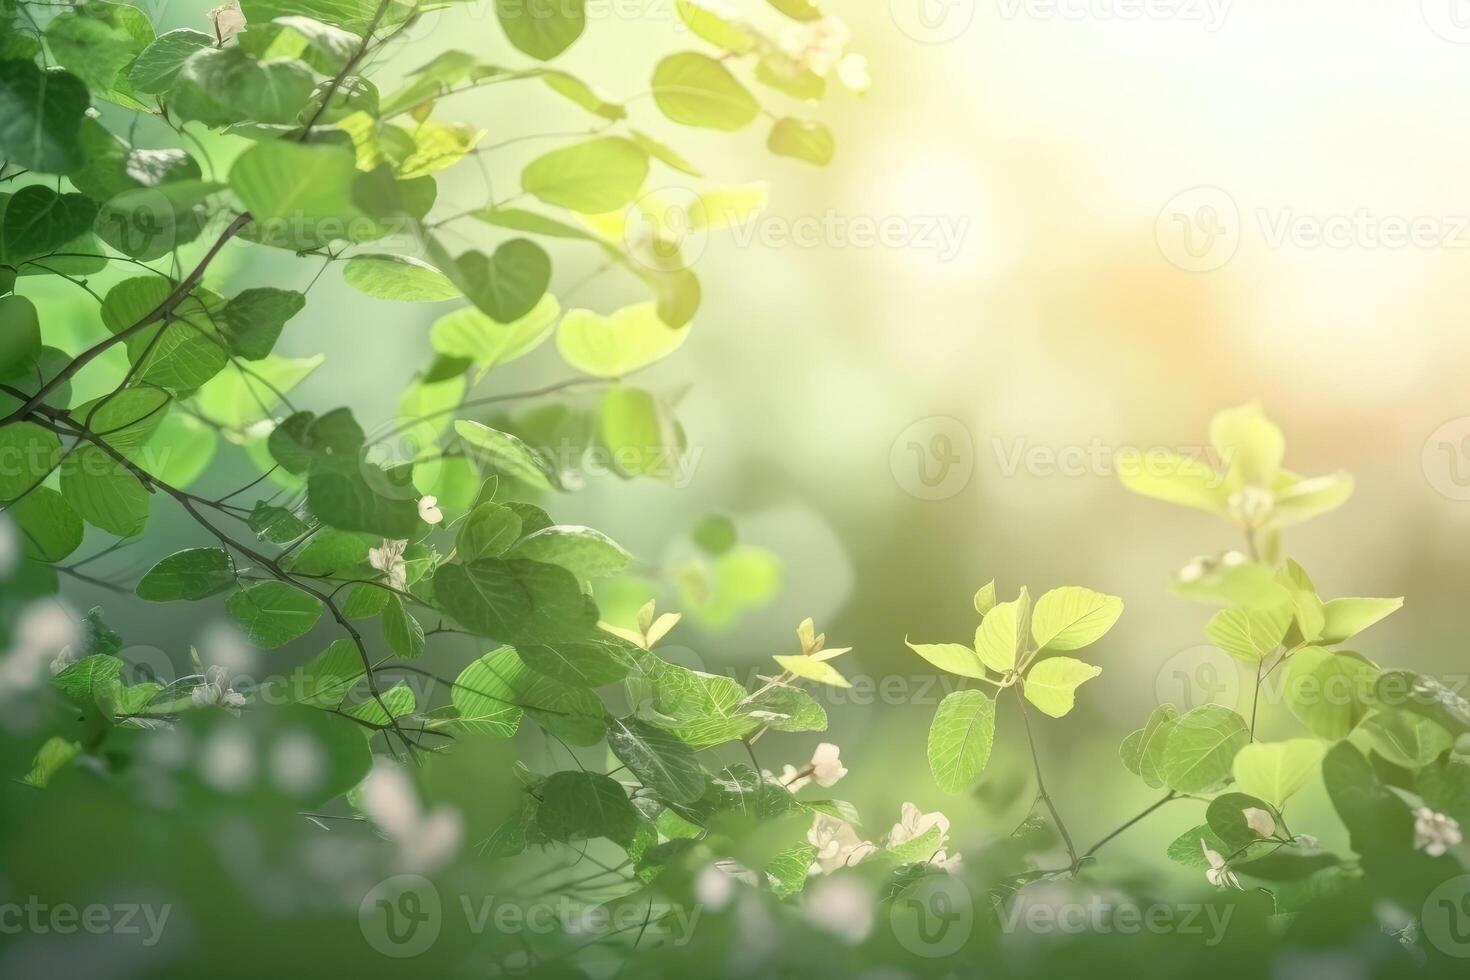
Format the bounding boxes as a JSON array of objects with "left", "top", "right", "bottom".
[
  {"left": 455, "top": 419, "right": 555, "bottom": 489},
  {"left": 226, "top": 581, "right": 323, "bottom": 649},
  {"left": 1161, "top": 705, "right": 1249, "bottom": 793},
  {"left": 1232, "top": 739, "right": 1325, "bottom": 810},
  {"left": 44, "top": 0, "right": 154, "bottom": 105},
  {"left": 556, "top": 302, "right": 690, "bottom": 378},
  {"left": 0, "top": 421, "right": 61, "bottom": 502},
  {"left": 1284, "top": 647, "right": 1379, "bottom": 739},
  {"left": 518, "top": 633, "right": 635, "bottom": 688},
  {"left": 1273, "top": 471, "right": 1354, "bottom": 527},
  {"left": 430, "top": 295, "right": 560, "bottom": 375},
  {"left": 676, "top": 0, "right": 758, "bottom": 54},
  {"left": 767, "top": 118, "right": 834, "bottom": 165},
  {"left": 651, "top": 52, "right": 760, "bottom": 131},
  {"left": 307, "top": 467, "right": 423, "bottom": 538},
  {"left": 229, "top": 140, "right": 375, "bottom": 249},
  {"left": 169, "top": 46, "right": 315, "bottom": 128},
  {"left": 766, "top": 0, "right": 821, "bottom": 20},
  {"left": 451, "top": 645, "right": 525, "bottom": 736},
  {"left": 219, "top": 287, "right": 305, "bottom": 360},
  {"left": 1323, "top": 740, "right": 1414, "bottom": 859},
  {"left": 537, "top": 770, "right": 639, "bottom": 844},
  {"left": 1115, "top": 448, "right": 1227, "bottom": 514},
  {"left": 381, "top": 594, "right": 425, "bottom": 659},
  {"left": 496, "top": 0, "right": 586, "bottom": 60},
  {"left": 1022, "top": 657, "right": 1102, "bottom": 718},
  {"left": 772, "top": 653, "right": 849, "bottom": 688},
  {"left": 1206, "top": 791, "right": 1277, "bottom": 851},
  {"left": 135, "top": 548, "right": 236, "bottom": 601},
  {"left": 1318, "top": 596, "right": 1403, "bottom": 644},
  {"left": 59, "top": 448, "right": 150, "bottom": 536},
  {"left": 1, "top": 185, "right": 97, "bottom": 262},
  {"left": 0, "top": 61, "right": 90, "bottom": 172},
  {"left": 510, "top": 525, "right": 631, "bottom": 580},
  {"left": 453, "top": 239, "right": 552, "bottom": 323},
  {"left": 345, "top": 681, "right": 416, "bottom": 728},
  {"left": 521, "top": 137, "right": 649, "bottom": 213},
  {"left": 1358, "top": 710, "right": 1454, "bottom": 769},
  {"left": 607, "top": 716, "right": 705, "bottom": 803},
  {"left": 456, "top": 501, "right": 522, "bottom": 562},
  {"left": 127, "top": 28, "right": 214, "bottom": 95},
  {"left": 1205, "top": 603, "right": 1292, "bottom": 663},
  {"left": 342, "top": 253, "right": 461, "bottom": 302},
  {"left": 8, "top": 485, "right": 83, "bottom": 561},
  {"left": 1375, "top": 669, "right": 1470, "bottom": 736},
  {"left": 973, "top": 588, "right": 1030, "bottom": 673},
  {"left": 0, "top": 294, "right": 41, "bottom": 377},
  {"left": 1211, "top": 401, "right": 1284, "bottom": 492},
  {"left": 927, "top": 689, "right": 996, "bottom": 793},
  {"left": 630, "top": 130, "right": 702, "bottom": 177},
  {"left": 904, "top": 639, "right": 988, "bottom": 679},
  {"left": 738, "top": 684, "right": 827, "bottom": 733},
  {"left": 1029, "top": 586, "right": 1123, "bottom": 651}
]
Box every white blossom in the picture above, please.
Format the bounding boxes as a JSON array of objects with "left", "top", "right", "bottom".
[
  {"left": 359, "top": 758, "right": 463, "bottom": 873},
  {"left": 192, "top": 665, "right": 247, "bottom": 709},
  {"left": 888, "top": 802, "right": 951, "bottom": 849},
  {"left": 49, "top": 647, "right": 77, "bottom": 675},
  {"left": 781, "top": 742, "right": 847, "bottom": 791},
  {"left": 1242, "top": 806, "right": 1276, "bottom": 839},
  {"left": 836, "top": 53, "right": 870, "bottom": 95},
  {"left": 781, "top": 15, "right": 868, "bottom": 94},
  {"left": 368, "top": 538, "right": 408, "bottom": 591},
  {"left": 209, "top": 1, "right": 246, "bottom": 43},
  {"left": 417, "top": 496, "right": 443, "bottom": 526},
  {"left": 930, "top": 849, "right": 964, "bottom": 875},
  {"left": 1413, "top": 807, "right": 1462, "bottom": 857},
  {"left": 807, "top": 813, "right": 876, "bottom": 874},
  {"left": 1200, "top": 838, "right": 1242, "bottom": 890},
  {"left": 1228, "top": 485, "right": 1275, "bottom": 526}
]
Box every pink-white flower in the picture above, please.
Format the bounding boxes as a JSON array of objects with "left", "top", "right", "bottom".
[
  {"left": 192, "top": 665, "right": 246, "bottom": 709},
  {"left": 807, "top": 813, "right": 876, "bottom": 874},
  {"left": 1414, "top": 807, "right": 1462, "bottom": 857},
  {"left": 209, "top": 1, "right": 246, "bottom": 43},
  {"left": 369, "top": 538, "right": 408, "bottom": 591},
  {"left": 1242, "top": 806, "right": 1276, "bottom": 839},
  {"left": 417, "top": 495, "right": 443, "bottom": 525},
  {"left": 781, "top": 742, "right": 847, "bottom": 792},
  {"left": 1201, "top": 839, "right": 1242, "bottom": 889},
  {"left": 888, "top": 802, "right": 951, "bottom": 849}
]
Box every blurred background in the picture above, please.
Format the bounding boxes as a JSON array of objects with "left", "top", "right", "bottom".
[{"left": 15, "top": 0, "right": 1470, "bottom": 903}]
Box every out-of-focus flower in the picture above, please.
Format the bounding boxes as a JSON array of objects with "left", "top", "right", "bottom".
[
  {"left": 801, "top": 874, "right": 875, "bottom": 944},
  {"left": 889, "top": 802, "right": 951, "bottom": 849},
  {"left": 1413, "top": 807, "right": 1462, "bottom": 857},
  {"left": 359, "top": 758, "right": 463, "bottom": 873},
  {"left": 781, "top": 15, "right": 868, "bottom": 94},
  {"left": 417, "top": 496, "right": 443, "bottom": 525},
  {"left": 780, "top": 742, "right": 847, "bottom": 792},
  {"left": 49, "top": 647, "right": 77, "bottom": 675},
  {"left": 930, "top": 849, "right": 964, "bottom": 875},
  {"left": 210, "top": 1, "right": 246, "bottom": 43},
  {"left": 1201, "top": 839, "right": 1242, "bottom": 889},
  {"left": 1228, "top": 485, "right": 1275, "bottom": 527},
  {"left": 192, "top": 665, "right": 247, "bottom": 709},
  {"left": 369, "top": 539, "right": 408, "bottom": 591},
  {"left": 808, "top": 813, "right": 876, "bottom": 874}
]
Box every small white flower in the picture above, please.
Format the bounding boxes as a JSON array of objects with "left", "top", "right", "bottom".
[
  {"left": 779, "top": 742, "right": 847, "bottom": 792},
  {"left": 930, "top": 849, "right": 964, "bottom": 875},
  {"left": 1228, "top": 485, "right": 1275, "bottom": 526},
  {"left": 1242, "top": 806, "right": 1276, "bottom": 839},
  {"left": 368, "top": 538, "right": 408, "bottom": 591},
  {"left": 888, "top": 802, "right": 951, "bottom": 850},
  {"left": 49, "top": 647, "right": 77, "bottom": 675},
  {"left": 1178, "top": 555, "right": 1213, "bottom": 583},
  {"left": 807, "top": 813, "right": 876, "bottom": 874},
  {"left": 192, "top": 665, "right": 246, "bottom": 709},
  {"left": 417, "top": 496, "right": 443, "bottom": 526},
  {"left": 209, "top": 1, "right": 246, "bottom": 43},
  {"left": 1201, "top": 838, "right": 1242, "bottom": 889},
  {"left": 836, "top": 53, "right": 870, "bottom": 95},
  {"left": 1414, "top": 807, "right": 1462, "bottom": 857},
  {"left": 1220, "top": 550, "right": 1249, "bottom": 567},
  {"left": 782, "top": 15, "right": 851, "bottom": 77}
]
